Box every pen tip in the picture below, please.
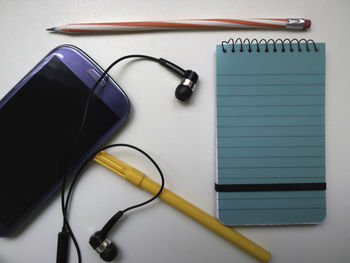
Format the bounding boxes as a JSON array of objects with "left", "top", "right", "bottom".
[{"left": 46, "top": 27, "right": 55, "bottom": 32}]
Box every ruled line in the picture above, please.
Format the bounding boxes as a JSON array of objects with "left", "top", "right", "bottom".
[
  {"left": 218, "top": 145, "right": 324, "bottom": 148},
  {"left": 217, "top": 73, "right": 325, "bottom": 76},
  {"left": 218, "top": 166, "right": 325, "bottom": 169},
  {"left": 217, "top": 114, "right": 324, "bottom": 117},
  {"left": 218, "top": 156, "right": 325, "bottom": 158},
  {"left": 217, "top": 126, "right": 324, "bottom": 129},
  {"left": 218, "top": 208, "right": 325, "bottom": 210},
  {"left": 218, "top": 197, "right": 325, "bottom": 200},
  {"left": 217, "top": 126, "right": 324, "bottom": 128},
  {"left": 218, "top": 126, "right": 323, "bottom": 129},
  {"left": 216, "top": 94, "right": 325, "bottom": 98},
  {"left": 217, "top": 145, "right": 324, "bottom": 148},
  {"left": 218, "top": 136, "right": 323, "bottom": 139},
  {"left": 219, "top": 176, "right": 324, "bottom": 179},
  {"left": 218, "top": 104, "right": 324, "bottom": 107},
  {"left": 217, "top": 83, "right": 325, "bottom": 87}
]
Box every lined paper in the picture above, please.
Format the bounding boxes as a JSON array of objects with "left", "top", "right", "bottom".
[{"left": 216, "top": 42, "right": 326, "bottom": 225}]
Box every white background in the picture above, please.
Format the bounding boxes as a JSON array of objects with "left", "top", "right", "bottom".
[{"left": 0, "top": 0, "right": 349, "bottom": 262}]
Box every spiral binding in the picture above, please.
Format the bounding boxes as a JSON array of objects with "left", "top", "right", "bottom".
[{"left": 221, "top": 38, "right": 318, "bottom": 53}]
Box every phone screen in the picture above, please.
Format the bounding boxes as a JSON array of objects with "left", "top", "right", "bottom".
[{"left": 0, "top": 56, "right": 119, "bottom": 230}]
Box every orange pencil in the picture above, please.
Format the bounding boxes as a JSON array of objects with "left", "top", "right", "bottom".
[{"left": 47, "top": 18, "right": 311, "bottom": 33}]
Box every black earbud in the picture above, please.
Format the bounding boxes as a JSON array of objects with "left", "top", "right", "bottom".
[
  {"left": 158, "top": 58, "right": 199, "bottom": 102},
  {"left": 89, "top": 231, "right": 118, "bottom": 262},
  {"left": 89, "top": 210, "right": 124, "bottom": 262},
  {"left": 175, "top": 70, "right": 199, "bottom": 102}
]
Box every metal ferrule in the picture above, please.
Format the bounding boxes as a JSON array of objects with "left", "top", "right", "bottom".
[
  {"left": 286, "top": 18, "right": 305, "bottom": 30},
  {"left": 96, "top": 239, "right": 112, "bottom": 254},
  {"left": 181, "top": 78, "right": 196, "bottom": 91}
]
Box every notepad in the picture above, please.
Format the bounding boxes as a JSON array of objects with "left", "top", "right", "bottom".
[{"left": 216, "top": 39, "right": 326, "bottom": 225}]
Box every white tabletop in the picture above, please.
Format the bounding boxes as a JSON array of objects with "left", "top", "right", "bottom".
[{"left": 0, "top": 1, "right": 349, "bottom": 262}]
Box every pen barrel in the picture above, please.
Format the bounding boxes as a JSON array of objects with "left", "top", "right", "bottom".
[
  {"left": 94, "top": 152, "right": 270, "bottom": 262},
  {"left": 140, "top": 177, "right": 270, "bottom": 263}
]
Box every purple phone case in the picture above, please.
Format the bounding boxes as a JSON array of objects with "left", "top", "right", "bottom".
[{"left": 0, "top": 45, "right": 130, "bottom": 236}]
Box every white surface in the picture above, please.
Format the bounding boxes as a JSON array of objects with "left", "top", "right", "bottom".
[{"left": 0, "top": 0, "right": 349, "bottom": 262}]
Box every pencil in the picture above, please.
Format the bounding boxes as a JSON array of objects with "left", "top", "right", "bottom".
[
  {"left": 94, "top": 151, "right": 271, "bottom": 263},
  {"left": 47, "top": 18, "right": 311, "bottom": 33}
]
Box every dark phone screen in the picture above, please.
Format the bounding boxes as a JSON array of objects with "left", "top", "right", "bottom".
[{"left": 0, "top": 56, "right": 119, "bottom": 229}]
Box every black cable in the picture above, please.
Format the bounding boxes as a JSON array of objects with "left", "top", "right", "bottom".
[
  {"left": 61, "top": 54, "right": 160, "bottom": 225},
  {"left": 61, "top": 54, "right": 161, "bottom": 223},
  {"left": 97, "top": 144, "right": 165, "bottom": 212},
  {"left": 65, "top": 143, "right": 165, "bottom": 243},
  {"left": 60, "top": 55, "right": 167, "bottom": 263}
]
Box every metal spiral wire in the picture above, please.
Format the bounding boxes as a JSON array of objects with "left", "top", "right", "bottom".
[{"left": 221, "top": 38, "right": 319, "bottom": 53}]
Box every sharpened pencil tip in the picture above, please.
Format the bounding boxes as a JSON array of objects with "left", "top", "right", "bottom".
[{"left": 46, "top": 27, "right": 55, "bottom": 31}]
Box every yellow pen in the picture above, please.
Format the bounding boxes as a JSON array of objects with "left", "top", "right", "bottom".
[{"left": 94, "top": 151, "right": 271, "bottom": 263}]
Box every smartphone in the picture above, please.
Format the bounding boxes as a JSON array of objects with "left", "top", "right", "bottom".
[{"left": 0, "top": 45, "right": 130, "bottom": 237}]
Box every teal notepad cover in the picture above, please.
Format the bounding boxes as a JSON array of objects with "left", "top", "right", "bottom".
[{"left": 216, "top": 41, "right": 326, "bottom": 225}]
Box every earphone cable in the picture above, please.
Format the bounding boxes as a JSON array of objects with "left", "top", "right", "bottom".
[
  {"left": 60, "top": 55, "right": 167, "bottom": 263},
  {"left": 62, "top": 54, "right": 161, "bottom": 222}
]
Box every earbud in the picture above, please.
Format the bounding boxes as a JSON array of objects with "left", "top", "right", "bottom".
[
  {"left": 89, "top": 231, "right": 118, "bottom": 262},
  {"left": 175, "top": 70, "right": 199, "bottom": 102},
  {"left": 158, "top": 58, "right": 199, "bottom": 102}
]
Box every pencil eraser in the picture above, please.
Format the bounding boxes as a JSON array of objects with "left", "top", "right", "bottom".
[{"left": 304, "top": 19, "right": 311, "bottom": 29}]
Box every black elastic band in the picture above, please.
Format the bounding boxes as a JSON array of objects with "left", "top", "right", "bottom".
[{"left": 215, "top": 182, "right": 326, "bottom": 192}]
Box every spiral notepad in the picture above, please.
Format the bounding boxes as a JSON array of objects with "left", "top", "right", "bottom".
[{"left": 216, "top": 38, "right": 326, "bottom": 225}]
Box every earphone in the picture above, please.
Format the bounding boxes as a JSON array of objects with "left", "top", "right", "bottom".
[
  {"left": 57, "top": 55, "right": 199, "bottom": 263},
  {"left": 89, "top": 230, "right": 118, "bottom": 262},
  {"left": 157, "top": 58, "right": 198, "bottom": 101}
]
